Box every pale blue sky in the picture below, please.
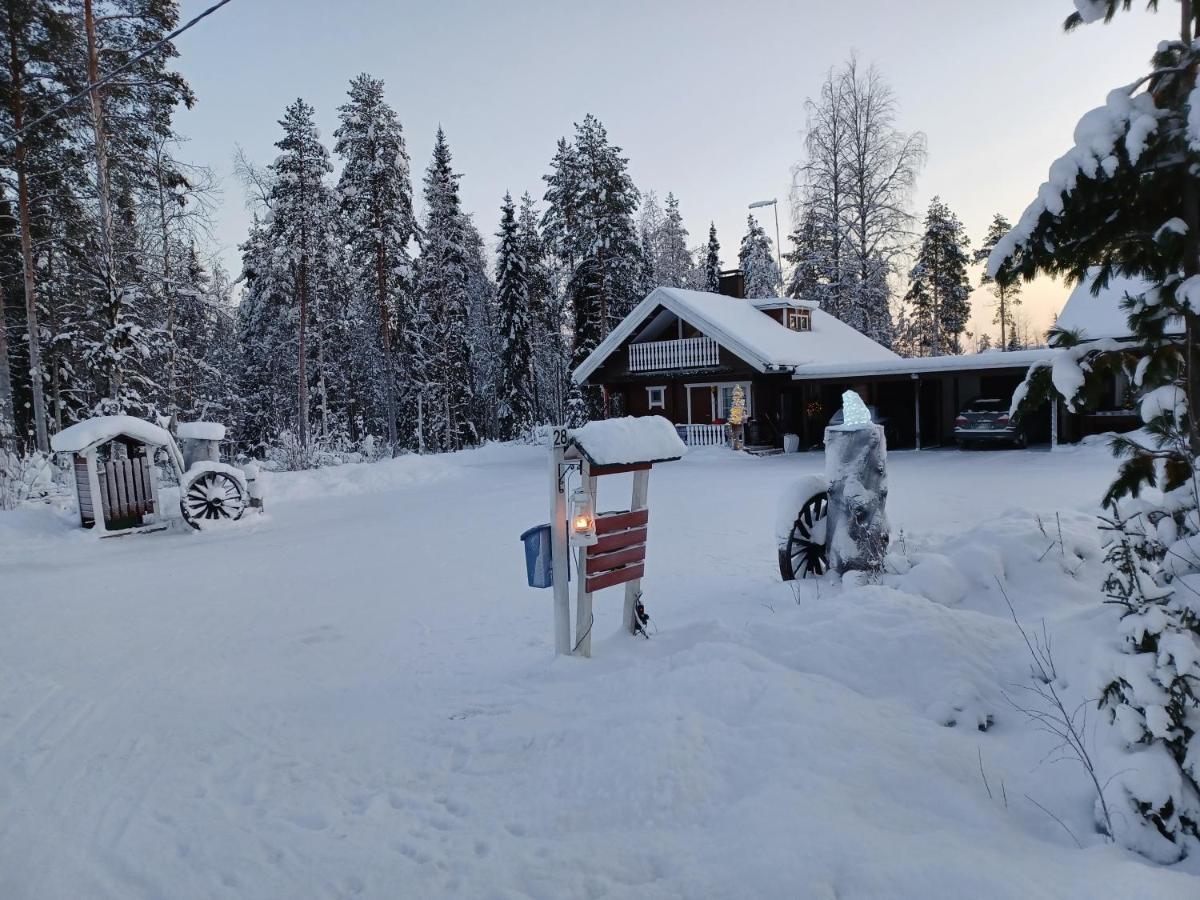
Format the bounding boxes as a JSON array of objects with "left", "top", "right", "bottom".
[{"left": 174, "top": 0, "right": 1169, "bottom": 340}]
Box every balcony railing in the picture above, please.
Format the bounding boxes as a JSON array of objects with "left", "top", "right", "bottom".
[{"left": 629, "top": 336, "right": 719, "bottom": 372}]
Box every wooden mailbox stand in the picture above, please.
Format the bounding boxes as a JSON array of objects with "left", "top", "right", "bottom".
[{"left": 547, "top": 417, "right": 685, "bottom": 658}]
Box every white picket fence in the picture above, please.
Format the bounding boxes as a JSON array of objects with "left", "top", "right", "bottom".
[
  {"left": 628, "top": 337, "right": 720, "bottom": 372},
  {"left": 678, "top": 424, "right": 727, "bottom": 447}
]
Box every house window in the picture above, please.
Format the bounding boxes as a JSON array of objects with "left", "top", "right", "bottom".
[
  {"left": 716, "top": 383, "right": 751, "bottom": 421},
  {"left": 787, "top": 309, "right": 812, "bottom": 332},
  {"left": 647, "top": 386, "right": 666, "bottom": 410}
]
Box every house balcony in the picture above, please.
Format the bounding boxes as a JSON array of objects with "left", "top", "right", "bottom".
[{"left": 628, "top": 336, "right": 719, "bottom": 373}]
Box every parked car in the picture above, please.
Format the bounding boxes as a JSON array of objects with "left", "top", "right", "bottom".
[
  {"left": 827, "top": 405, "right": 899, "bottom": 445},
  {"left": 954, "top": 398, "right": 1026, "bottom": 448}
]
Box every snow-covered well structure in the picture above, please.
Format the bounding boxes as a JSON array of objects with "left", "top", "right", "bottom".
[{"left": 823, "top": 392, "right": 889, "bottom": 575}]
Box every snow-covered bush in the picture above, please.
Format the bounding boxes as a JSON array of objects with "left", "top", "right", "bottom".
[
  {"left": 991, "top": 4, "right": 1200, "bottom": 861},
  {"left": 1097, "top": 495, "right": 1200, "bottom": 860},
  {"left": 263, "top": 430, "right": 391, "bottom": 471},
  {"left": 0, "top": 448, "right": 55, "bottom": 511}
]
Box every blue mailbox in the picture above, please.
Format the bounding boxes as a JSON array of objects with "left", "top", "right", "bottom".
[{"left": 520, "top": 523, "right": 555, "bottom": 588}]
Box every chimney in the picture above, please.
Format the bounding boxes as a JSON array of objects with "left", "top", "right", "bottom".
[{"left": 717, "top": 269, "right": 745, "bottom": 299}]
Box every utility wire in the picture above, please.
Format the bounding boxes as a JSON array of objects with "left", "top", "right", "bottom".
[{"left": 0, "top": 0, "right": 237, "bottom": 149}]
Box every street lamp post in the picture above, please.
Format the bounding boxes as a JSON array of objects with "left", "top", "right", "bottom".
[{"left": 749, "top": 198, "right": 783, "bottom": 290}]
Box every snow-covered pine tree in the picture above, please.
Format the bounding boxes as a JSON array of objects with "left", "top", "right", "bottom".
[
  {"left": 518, "top": 192, "right": 563, "bottom": 423},
  {"left": 785, "top": 203, "right": 838, "bottom": 307},
  {"left": 0, "top": 0, "right": 79, "bottom": 449},
  {"left": 237, "top": 215, "right": 297, "bottom": 452},
  {"left": 637, "top": 191, "right": 692, "bottom": 288},
  {"left": 638, "top": 190, "right": 664, "bottom": 288},
  {"left": 739, "top": 215, "right": 781, "bottom": 298},
  {"left": 566, "top": 256, "right": 605, "bottom": 425},
  {"left": 704, "top": 222, "right": 721, "bottom": 292},
  {"left": 974, "top": 213, "right": 1022, "bottom": 351},
  {"left": 413, "top": 128, "right": 479, "bottom": 452},
  {"left": 657, "top": 194, "right": 693, "bottom": 288},
  {"left": 334, "top": 74, "right": 416, "bottom": 452},
  {"left": 993, "top": 2, "right": 1200, "bottom": 861},
  {"left": 77, "top": 0, "right": 194, "bottom": 420},
  {"left": 495, "top": 193, "right": 535, "bottom": 441},
  {"left": 542, "top": 115, "right": 643, "bottom": 333},
  {"left": 264, "top": 98, "right": 338, "bottom": 450},
  {"left": 905, "top": 197, "right": 972, "bottom": 356}
]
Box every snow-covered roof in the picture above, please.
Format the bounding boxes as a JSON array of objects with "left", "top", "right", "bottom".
[
  {"left": 789, "top": 347, "right": 1056, "bottom": 381},
  {"left": 50, "top": 415, "right": 174, "bottom": 453},
  {"left": 1055, "top": 270, "right": 1181, "bottom": 340},
  {"left": 573, "top": 287, "right": 898, "bottom": 383},
  {"left": 750, "top": 298, "right": 818, "bottom": 311},
  {"left": 177, "top": 422, "right": 226, "bottom": 441},
  {"left": 568, "top": 415, "right": 686, "bottom": 466}
]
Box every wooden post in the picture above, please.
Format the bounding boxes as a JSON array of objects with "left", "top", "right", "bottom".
[
  {"left": 912, "top": 375, "right": 921, "bottom": 451},
  {"left": 84, "top": 448, "right": 107, "bottom": 536},
  {"left": 1050, "top": 399, "right": 1059, "bottom": 451},
  {"left": 574, "top": 461, "right": 597, "bottom": 658},
  {"left": 623, "top": 467, "right": 650, "bottom": 634},
  {"left": 548, "top": 428, "right": 571, "bottom": 655}
]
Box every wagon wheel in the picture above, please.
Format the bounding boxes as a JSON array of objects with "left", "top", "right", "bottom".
[
  {"left": 778, "top": 491, "right": 829, "bottom": 580},
  {"left": 181, "top": 470, "right": 246, "bottom": 529}
]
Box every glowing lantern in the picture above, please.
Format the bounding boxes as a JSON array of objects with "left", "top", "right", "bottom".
[
  {"left": 568, "top": 487, "right": 598, "bottom": 546},
  {"left": 841, "top": 390, "right": 872, "bottom": 427}
]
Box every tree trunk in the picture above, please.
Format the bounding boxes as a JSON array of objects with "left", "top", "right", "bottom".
[
  {"left": 375, "top": 226, "right": 398, "bottom": 450},
  {"left": 153, "top": 139, "right": 178, "bottom": 426},
  {"left": 83, "top": 0, "right": 121, "bottom": 408},
  {"left": 7, "top": 6, "right": 48, "bottom": 451},
  {"left": 297, "top": 258, "right": 310, "bottom": 450},
  {"left": 0, "top": 279, "right": 14, "bottom": 445}
]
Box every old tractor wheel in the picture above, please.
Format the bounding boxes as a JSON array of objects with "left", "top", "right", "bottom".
[
  {"left": 778, "top": 491, "right": 830, "bottom": 580},
  {"left": 181, "top": 469, "right": 247, "bottom": 529}
]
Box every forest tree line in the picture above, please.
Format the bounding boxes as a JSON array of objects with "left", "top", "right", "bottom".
[{"left": 0, "top": 6, "right": 1032, "bottom": 460}]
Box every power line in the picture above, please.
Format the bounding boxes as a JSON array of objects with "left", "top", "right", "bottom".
[{"left": 0, "top": 0, "right": 237, "bottom": 149}]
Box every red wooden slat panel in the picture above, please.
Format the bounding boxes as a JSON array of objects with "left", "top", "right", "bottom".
[
  {"left": 585, "top": 543, "right": 646, "bottom": 575},
  {"left": 595, "top": 508, "right": 649, "bottom": 535},
  {"left": 590, "top": 462, "right": 653, "bottom": 477},
  {"left": 586, "top": 564, "right": 644, "bottom": 593},
  {"left": 590, "top": 526, "right": 647, "bottom": 555}
]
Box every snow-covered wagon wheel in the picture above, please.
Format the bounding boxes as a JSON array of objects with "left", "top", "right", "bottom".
[
  {"left": 776, "top": 475, "right": 830, "bottom": 581},
  {"left": 181, "top": 464, "right": 247, "bottom": 529}
]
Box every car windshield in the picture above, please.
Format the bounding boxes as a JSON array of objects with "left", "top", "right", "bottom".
[{"left": 967, "top": 399, "right": 1006, "bottom": 412}]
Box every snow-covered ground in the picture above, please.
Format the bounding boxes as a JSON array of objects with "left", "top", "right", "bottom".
[{"left": 1, "top": 442, "right": 1197, "bottom": 898}]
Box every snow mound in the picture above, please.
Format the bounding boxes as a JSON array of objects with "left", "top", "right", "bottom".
[{"left": 259, "top": 449, "right": 465, "bottom": 504}]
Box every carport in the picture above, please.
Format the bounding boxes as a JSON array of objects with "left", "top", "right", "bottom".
[{"left": 785, "top": 349, "right": 1072, "bottom": 450}]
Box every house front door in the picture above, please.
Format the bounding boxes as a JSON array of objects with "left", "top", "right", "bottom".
[{"left": 688, "top": 386, "right": 713, "bottom": 424}]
